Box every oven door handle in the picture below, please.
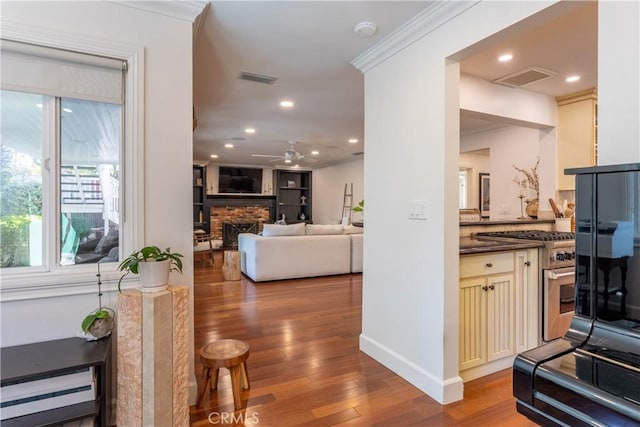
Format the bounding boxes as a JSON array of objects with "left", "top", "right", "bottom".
[{"left": 546, "top": 270, "right": 575, "bottom": 279}]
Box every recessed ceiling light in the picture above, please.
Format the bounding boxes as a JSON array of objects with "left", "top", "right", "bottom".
[
  {"left": 566, "top": 75, "right": 581, "bottom": 83},
  {"left": 245, "top": 128, "right": 255, "bottom": 134},
  {"left": 293, "top": 164, "right": 300, "bottom": 168},
  {"left": 348, "top": 138, "right": 358, "bottom": 144},
  {"left": 284, "top": 159, "right": 292, "bottom": 164},
  {"left": 36, "top": 103, "right": 43, "bottom": 108},
  {"left": 310, "top": 150, "right": 319, "bottom": 155},
  {"left": 280, "top": 100, "right": 294, "bottom": 108},
  {"left": 224, "top": 143, "right": 234, "bottom": 148},
  {"left": 63, "top": 108, "right": 73, "bottom": 113},
  {"left": 498, "top": 53, "right": 513, "bottom": 62},
  {"left": 210, "top": 154, "right": 218, "bottom": 158}
]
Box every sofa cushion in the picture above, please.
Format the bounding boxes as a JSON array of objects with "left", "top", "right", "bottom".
[
  {"left": 343, "top": 225, "right": 364, "bottom": 235},
  {"left": 306, "top": 224, "right": 344, "bottom": 235},
  {"left": 94, "top": 231, "right": 118, "bottom": 254},
  {"left": 262, "top": 222, "right": 306, "bottom": 237}
]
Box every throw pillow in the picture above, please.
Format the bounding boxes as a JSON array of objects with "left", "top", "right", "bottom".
[
  {"left": 306, "top": 224, "right": 344, "bottom": 235},
  {"left": 343, "top": 225, "right": 364, "bottom": 235},
  {"left": 94, "top": 233, "right": 118, "bottom": 254},
  {"left": 262, "top": 222, "right": 306, "bottom": 237}
]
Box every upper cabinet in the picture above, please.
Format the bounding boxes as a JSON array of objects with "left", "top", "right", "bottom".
[
  {"left": 556, "top": 88, "right": 597, "bottom": 190},
  {"left": 273, "top": 170, "right": 312, "bottom": 223}
]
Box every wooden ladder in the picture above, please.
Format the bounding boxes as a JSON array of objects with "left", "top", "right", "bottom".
[{"left": 341, "top": 183, "right": 353, "bottom": 225}]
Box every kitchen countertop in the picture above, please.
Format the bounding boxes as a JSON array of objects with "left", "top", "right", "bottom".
[
  {"left": 460, "top": 236, "right": 544, "bottom": 255},
  {"left": 460, "top": 219, "right": 555, "bottom": 227}
]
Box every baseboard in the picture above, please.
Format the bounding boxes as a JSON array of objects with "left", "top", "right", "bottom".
[
  {"left": 359, "top": 333, "right": 463, "bottom": 404},
  {"left": 459, "top": 356, "right": 515, "bottom": 382}
]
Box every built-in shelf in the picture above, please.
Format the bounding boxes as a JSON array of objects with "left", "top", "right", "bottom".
[
  {"left": 193, "top": 165, "right": 209, "bottom": 233},
  {"left": 273, "top": 170, "right": 312, "bottom": 222}
]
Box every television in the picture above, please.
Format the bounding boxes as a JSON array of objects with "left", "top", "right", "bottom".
[{"left": 218, "top": 167, "right": 263, "bottom": 194}]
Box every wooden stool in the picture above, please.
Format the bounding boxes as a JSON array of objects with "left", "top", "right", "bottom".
[{"left": 196, "top": 339, "right": 250, "bottom": 410}]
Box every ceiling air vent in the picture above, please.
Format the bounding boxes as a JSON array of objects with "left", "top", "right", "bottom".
[
  {"left": 493, "top": 67, "right": 557, "bottom": 88},
  {"left": 238, "top": 71, "right": 278, "bottom": 85}
]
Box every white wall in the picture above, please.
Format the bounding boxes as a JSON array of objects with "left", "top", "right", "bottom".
[
  {"left": 359, "top": 0, "right": 638, "bottom": 405},
  {"left": 0, "top": 0, "right": 199, "bottom": 404},
  {"left": 597, "top": 0, "right": 640, "bottom": 165},
  {"left": 313, "top": 158, "right": 364, "bottom": 224},
  {"left": 461, "top": 126, "right": 546, "bottom": 220},
  {"left": 357, "top": 0, "right": 562, "bottom": 404},
  {"left": 460, "top": 73, "right": 556, "bottom": 128}
]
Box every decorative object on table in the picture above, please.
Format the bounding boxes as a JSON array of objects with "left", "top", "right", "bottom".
[
  {"left": 118, "top": 246, "right": 183, "bottom": 293},
  {"left": 513, "top": 177, "right": 528, "bottom": 219},
  {"left": 299, "top": 212, "right": 306, "bottom": 221},
  {"left": 513, "top": 157, "right": 539, "bottom": 218},
  {"left": 300, "top": 195, "right": 307, "bottom": 205},
  {"left": 479, "top": 173, "right": 490, "bottom": 218},
  {"left": 275, "top": 214, "right": 287, "bottom": 225},
  {"left": 81, "top": 263, "right": 115, "bottom": 340}
]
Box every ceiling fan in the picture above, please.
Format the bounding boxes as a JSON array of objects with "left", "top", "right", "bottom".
[{"left": 251, "top": 140, "right": 316, "bottom": 163}]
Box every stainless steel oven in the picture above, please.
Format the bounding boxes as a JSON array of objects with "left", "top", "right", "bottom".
[
  {"left": 539, "top": 240, "right": 576, "bottom": 341},
  {"left": 543, "top": 266, "right": 575, "bottom": 341}
]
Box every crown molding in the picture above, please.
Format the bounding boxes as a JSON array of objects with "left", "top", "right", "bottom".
[
  {"left": 112, "top": 1, "right": 209, "bottom": 23},
  {"left": 555, "top": 87, "right": 597, "bottom": 105},
  {"left": 351, "top": 0, "right": 480, "bottom": 74}
]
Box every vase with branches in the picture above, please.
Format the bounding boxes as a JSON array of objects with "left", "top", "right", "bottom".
[{"left": 513, "top": 157, "right": 540, "bottom": 218}]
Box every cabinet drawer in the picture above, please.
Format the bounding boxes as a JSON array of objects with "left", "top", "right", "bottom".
[{"left": 460, "top": 252, "right": 513, "bottom": 278}]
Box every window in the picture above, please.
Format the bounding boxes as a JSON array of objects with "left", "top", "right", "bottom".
[
  {"left": 459, "top": 169, "right": 468, "bottom": 209},
  {"left": 0, "top": 37, "right": 137, "bottom": 294}
]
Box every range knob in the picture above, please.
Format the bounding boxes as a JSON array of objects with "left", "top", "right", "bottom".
[{"left": 555, "top": 252, "right": 565, "bottom": 261}]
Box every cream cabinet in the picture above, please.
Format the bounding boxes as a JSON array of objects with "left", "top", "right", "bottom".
[
  {"left": 459, "top": 249, "right": 538, "bottom": 379},
  {"left": 556, "top": 88, "right": 597, "bottom": 190}
]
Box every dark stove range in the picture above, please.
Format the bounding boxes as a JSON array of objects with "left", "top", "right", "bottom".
[{"left": 476, "top": 230, "right": 575, "bottom": 241}]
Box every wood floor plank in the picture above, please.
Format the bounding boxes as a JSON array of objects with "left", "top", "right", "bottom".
[{"left": 190, "top": 256, "right": 537, "bottom": 426}]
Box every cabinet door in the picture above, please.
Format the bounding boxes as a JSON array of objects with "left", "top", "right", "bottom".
[
  {"left": 486, "top": 273, "right": 515, "bottom": 362},
  {"left": 515, "top": 249, "right": 539, "bottom": 353},
  {"left": 459, "top": 276, "right": 487, "bottom": 370},
  {"left": 556, "top": 91, "right": 597, "bottom": 190}
]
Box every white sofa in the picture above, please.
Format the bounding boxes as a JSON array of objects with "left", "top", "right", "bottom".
[{"left": 238, "top": 223, "right": 363, "bottom": 282}]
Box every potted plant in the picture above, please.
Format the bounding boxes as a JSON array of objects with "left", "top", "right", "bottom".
[
  {"left": 352, "top": 200, "right": 364, "bottom": 227},
  {"left": 81, "top": 263, "right": 115, "bottom": 340},
  {"left": 118, "top": 245, "right": 184, "bottom": 293}
]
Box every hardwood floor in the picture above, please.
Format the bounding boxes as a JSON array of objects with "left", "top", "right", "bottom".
[{"left": 189, "top": 253, "right": 538, "bottom": 426}]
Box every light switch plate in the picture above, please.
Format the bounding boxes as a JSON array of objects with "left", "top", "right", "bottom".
[{"left": 408, "top": 199, "right": 428, "bottom": 220}]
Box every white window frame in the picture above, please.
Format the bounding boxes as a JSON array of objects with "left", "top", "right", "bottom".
[{"left": 0, "top": 22, "right": 144, "bottom": 301}]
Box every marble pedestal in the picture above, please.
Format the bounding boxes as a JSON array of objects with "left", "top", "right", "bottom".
[{"left": 117, "top": 286, "right": 189, "bottom": 427}]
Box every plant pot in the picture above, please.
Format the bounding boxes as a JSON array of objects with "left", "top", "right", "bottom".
[
  {"left": 138, "top": 259, "right": 171, "bottom": 292},
  {"left": 86, "top": 307, "right": 115, "bottom": 340}
]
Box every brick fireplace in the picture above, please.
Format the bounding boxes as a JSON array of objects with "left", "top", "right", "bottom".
[{"left": 207, "top": 195, "right": 276, "bottom": 241}]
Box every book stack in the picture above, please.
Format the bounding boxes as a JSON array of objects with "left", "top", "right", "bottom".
[{"left": 0, "top": 367, "right": 95, "bottom": 421}]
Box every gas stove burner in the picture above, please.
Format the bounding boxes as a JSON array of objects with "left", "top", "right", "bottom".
[{"left": 477, "top": 230, "right": 575, "bottom": 241}]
